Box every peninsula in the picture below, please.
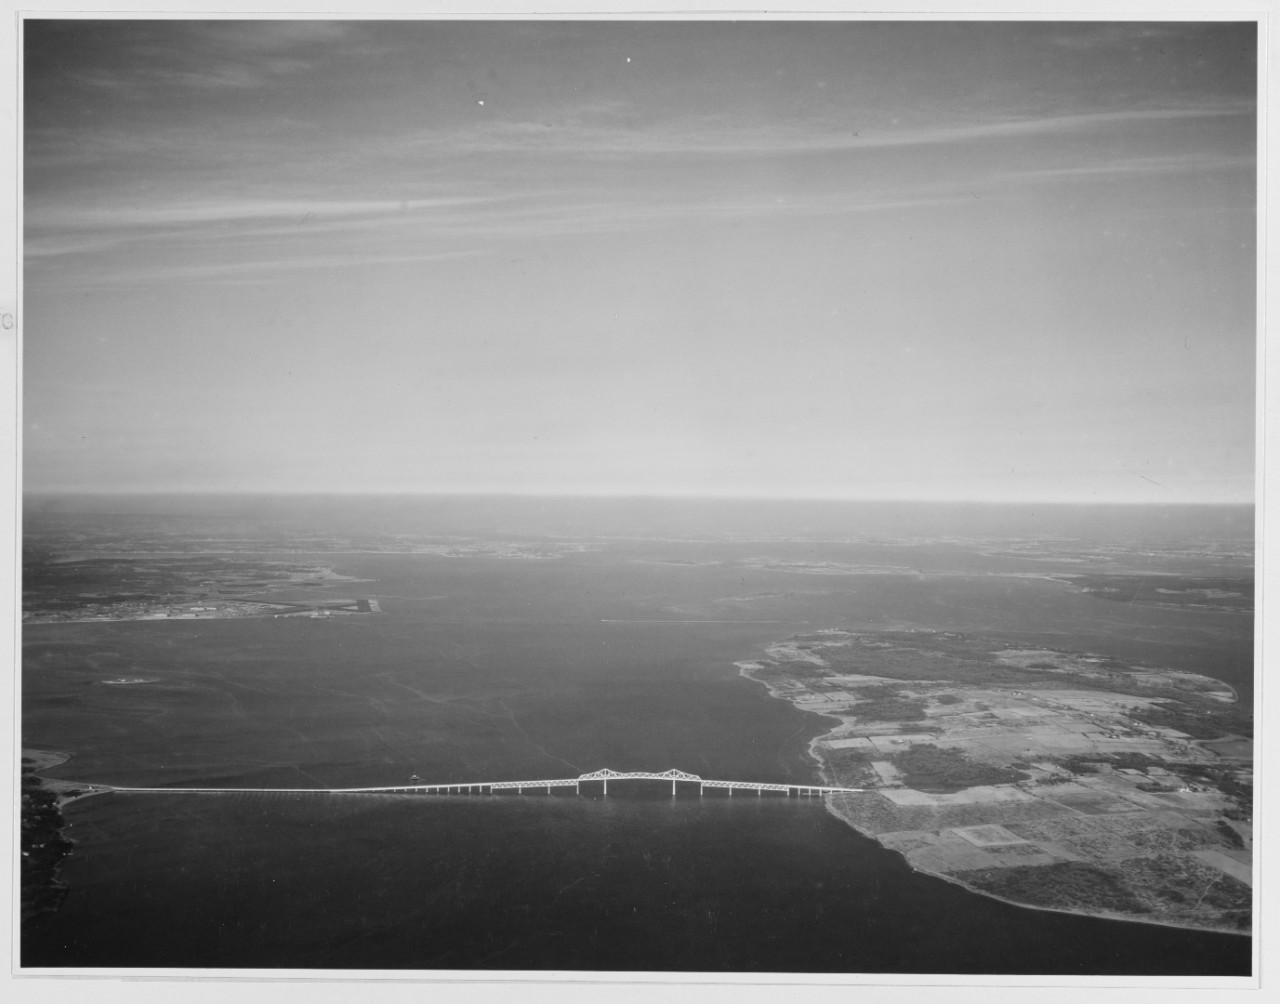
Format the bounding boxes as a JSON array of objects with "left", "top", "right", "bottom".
[{"left": 740, "top": 629, "right": 1252, "bottom": 933}]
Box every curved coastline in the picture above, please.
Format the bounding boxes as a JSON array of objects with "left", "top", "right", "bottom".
[
  {"left": 20, "top": 749, "right": 78, "bottom": 920},
  {"left": 737, "top": 645, "right": 1253, "bottom": 938}
]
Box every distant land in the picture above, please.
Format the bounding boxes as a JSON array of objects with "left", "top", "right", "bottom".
[
  {"left": 21, "top": 495, "right": 1253, "bottom": 971},
  {"left": 741, "top": 627, "right": 1251, "bottom": 933}
]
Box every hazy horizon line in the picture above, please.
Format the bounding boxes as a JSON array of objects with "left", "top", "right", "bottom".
[{"left": 19, "top": 489, "right": 1256, "bottom": 508}]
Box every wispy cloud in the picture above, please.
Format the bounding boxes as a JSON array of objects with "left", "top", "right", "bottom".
[
  {"left": 26, "top": 97, "right": 1252, "bottom": 289},
  {"left": 423, "top": 102, "right": 1255, "bottom": 160},
  {"left": 30, "top": 195, "right": 497, "bottom": 232},
  {"left": 24, "top": 185, "right": 966, "bottom": 289},
  {"left": 26, "top": 92, "right": 1252, "bottom": 188},
  {"left": 23, "top": 36, "right": 1255, "bottom": 293},
  {"left": 58, "top": 20, "right": 359, "bottom": 95},
  {"left": 994, "top": 151, "right": 1255, "bottom": 186},
  {"left": 46, "top": 249, "right": 487, "bottom": 290},
  {"left": 24, "top": 191, "right": 509, "bottom": 265},
  {"left": 1044, "top": 23, "right": 1196, "bottom": 51}
]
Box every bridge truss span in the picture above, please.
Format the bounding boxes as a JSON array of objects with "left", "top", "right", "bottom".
[
  {"left": 101, "top": 768, "right": 866, "bottom": 800},
  {"left": 316, "top": 767, "right": 864, "bottom": 799}
]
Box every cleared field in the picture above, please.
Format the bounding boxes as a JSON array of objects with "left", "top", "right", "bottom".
[{"left": 745, "top": 627, "right": 1253, "bottom": 933}]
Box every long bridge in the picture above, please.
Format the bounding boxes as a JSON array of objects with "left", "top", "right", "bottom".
[{"left": 99, "top": 768, "right": 866, "bottom": 799}]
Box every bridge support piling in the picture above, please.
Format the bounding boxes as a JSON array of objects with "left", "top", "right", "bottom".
[{"left": 240, "top": 770, "right": 864, "bottom": 802}]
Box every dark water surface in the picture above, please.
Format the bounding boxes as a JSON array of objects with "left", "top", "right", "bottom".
[
  {"left": 22, "top": 499, "right": 1253, "bottom": 973},
  {"left": 27, "top": 789, "right": 1248, "bottom": 974}
]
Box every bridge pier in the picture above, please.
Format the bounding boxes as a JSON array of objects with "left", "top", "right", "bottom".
[{"left": 305, "top": 769, "right": 863, "bottom": 802}]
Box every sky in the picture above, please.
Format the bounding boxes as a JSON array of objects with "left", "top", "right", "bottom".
[{"left": 22, "top": 18, "right": 1257, "bottom": 502}]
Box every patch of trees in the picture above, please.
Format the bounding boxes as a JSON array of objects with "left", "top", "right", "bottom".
[
  {"left": 1122, "top": 853, "right": 1252, "bottom": 916},
  {"left": 964, "top": 861, "right": 1149, "bottom": 914},
  {"left": 1126, "top": 701, "right": 1252, "bottom": 741},
  {"left": 824, "top": 748, "right": 877, "bottom": 786},
  {"left": 752, "top": 663, "right": 829, "bottom": 685},
  {"left": 889, "top": 743, "right": 1029, "bottom": 793},
  {"left": 1108, "top": 752, "right": 1158, "bottom": 771},
  {"left": 1058, "top": 753, "right": 1155, "bottom": 775},
  {"left": 1173, "top": 763, "right": 1252, "bottom": 812},
  {"left": 827, "top": 651, "right": 1037, "bottom": 687},
  {"left": 780, "top": 663, "right": 831, "bottom": 681},
  {"left": 848, "top": 685, "right": 930, "bottom": 722},
  {"left": 1214, "top": 820, "right": 1246, "bottom": 850},
  {"left": 853, "top": 698, "right": 930, "bottom": 721},
  {"left": 21, "top": 766, "right": 72, "bottom": 920},
  {"left": 817, "top": 633, "right": 1230, "bottom": 709}
]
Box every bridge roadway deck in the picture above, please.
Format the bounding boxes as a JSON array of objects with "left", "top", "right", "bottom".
[{"left": 99, "top": 768, "right": 866, "bottom": 798}]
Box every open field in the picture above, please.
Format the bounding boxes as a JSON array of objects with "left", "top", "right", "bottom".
[{"left": 743, "top": 628, "right": 1252, "bottom": 933}]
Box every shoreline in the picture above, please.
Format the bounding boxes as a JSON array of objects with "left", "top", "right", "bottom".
[
  {"left": 20, "top": 749, "right": 78, "bottom": 921},
  {"left": 736, "top": 651, "right": 1252, "bottom": 939},
  {"left": 822, "top": 790, "right": 1251, "bottom": 939}
]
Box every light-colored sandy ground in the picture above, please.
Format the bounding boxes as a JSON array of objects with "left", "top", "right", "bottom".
[{"left": 741, "top": 629, "right": 1253, "bottom": 934}]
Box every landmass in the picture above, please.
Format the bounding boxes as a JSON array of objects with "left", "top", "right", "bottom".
[
  {"left": 20, "top": 750, "right": 105, "bottom": 920},
  {"left": 1052, "top": 573, "right": 1253, "bottom": 614},
  {"left": 22, "top": 527, "right": 600, "bottom": 624},
  {"left": 739, "top": 629, "right": 1252, "bottom": 934},
  {"left": 22, "top": 555, "right": 383, "bottom": 624}
]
